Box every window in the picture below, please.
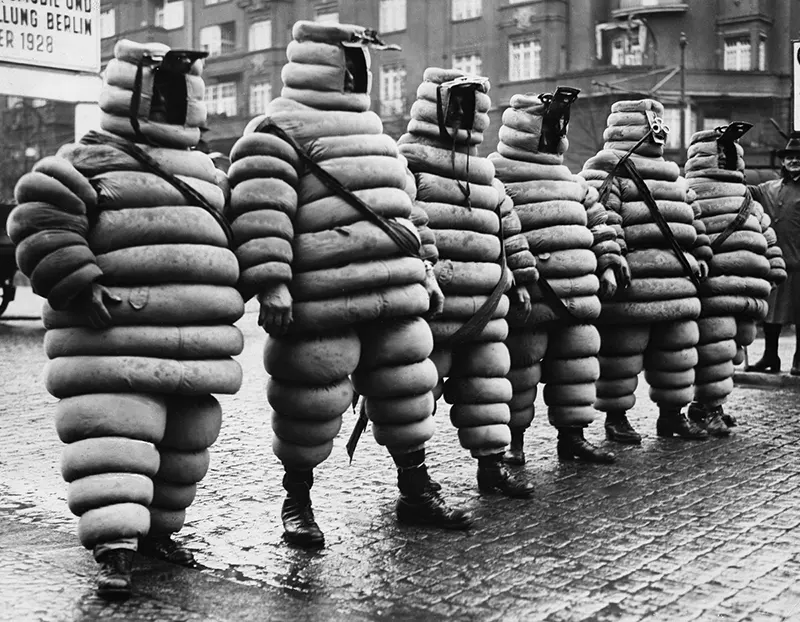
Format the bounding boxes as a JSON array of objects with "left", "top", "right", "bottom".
[
  {"left": 452, "top": 0, "right": 481, "bottom": 21},
  {"left": 379, "top": 0, "right": 406, "bottom": 33},
  {"left": 661, "top": 106, "right": 697, "bottom": 150},
  {"left": 758, "top": 36, "right": 766, "bottom": 71},
  {"left": 200, "top": 23, "right": 236, "bottom": 57},
  {"left": 100, "top": 8, "right": 115, "bottom": 38},
  {"left": 380, "top": 65, "right": 406, "bottom": 117},
  {"left": 249, "top": 81, "right": 272, "bottom": 115},
  {"left": 6, "top": 96, "right": 22, "bottom": 109},
  {"left": 248, "top": 20, "right": 272, "bottom": 51},
  {"left": 205, "top": 81, "right": 238, "bottom": 117},
  {"left": 724, "top": 36, "right": 751, "bottom": 71},
  {"left": 315, "top": 11, "right": 339, "bottom": 23},
  {"left": 31, "top": 99, "right": 48, "bottom": 108},
  {"left": 204, "top": 0, "right": 227, "bottom": 5},
  {"left": 453, "top": 52, "right": 482, "bottom": 76},
  {"left": 610, "top": 33, "right": 643, "bottom": 67},
  {"left": 702, "top": 117, "right": 729, "bottom": 131},
  {"left": 509, "top": 38, "right": 541, "bottom": 81},
  {"left": 155, "top": 0, "right": 184, "bottom": 30}
]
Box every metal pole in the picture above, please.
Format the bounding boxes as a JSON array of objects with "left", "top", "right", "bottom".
[{"left": 680, "top": 32, "right": 687, "bottom": 159}]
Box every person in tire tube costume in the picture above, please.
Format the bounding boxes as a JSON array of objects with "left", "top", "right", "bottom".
[
  {"left": 580, "top": 98, "right": 714, "bottom": 444},
  {"left": 489, "top": 88, "right": 624, "bottom": 466},
  {"left": 8, "top": 40, "right": 244, "bottom": 599},
  {"left": 396, "top": 69, "right": 537, "bottom": 498},
  {"left": 684, "top": 123, "right": 785, "bottom": 434},
  {"left": 227, "top": 21, "right": 471, "bottom": 549}
]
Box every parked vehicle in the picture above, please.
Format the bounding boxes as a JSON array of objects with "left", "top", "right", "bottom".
[{"left": 0, "top": 203, "right": 17, "bottom": 316}]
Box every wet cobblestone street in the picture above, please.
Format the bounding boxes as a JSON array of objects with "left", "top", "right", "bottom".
[{"left": 2, "top": 288, "right": 800, "bottom": 622}]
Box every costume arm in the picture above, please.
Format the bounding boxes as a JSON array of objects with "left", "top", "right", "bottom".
[
  {"left": 10, "top": 154, "right": 102, "bottom": 310},
  {"left": 227, "top": 118, "right": 299, "bottom": 303}
]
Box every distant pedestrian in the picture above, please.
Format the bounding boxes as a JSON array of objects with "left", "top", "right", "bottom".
[{"left": 745, "top": 134, "right": 799, "bottom": 374}]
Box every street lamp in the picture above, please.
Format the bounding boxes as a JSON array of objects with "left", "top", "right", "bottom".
[{"left": 679, "top": 32, "right": 688, "bottom": 158}]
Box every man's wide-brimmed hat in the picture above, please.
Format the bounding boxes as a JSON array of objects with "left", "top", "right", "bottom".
[{"left": 777, "top": 132, "right": 800, "bottom": 157}]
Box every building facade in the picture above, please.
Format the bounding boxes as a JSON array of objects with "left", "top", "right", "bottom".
[{"left": 0, "top": 0, "right": 795, "bottom": 200}]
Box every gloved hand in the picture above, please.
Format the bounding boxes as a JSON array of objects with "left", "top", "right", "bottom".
[
  {"left": 598, "top": 268, "right": 618, "bottom": 301},
  {"left": 75, "top": 282, "right": 121, "bottom": 329},
  {"left": 509, "top": 284, "right": 532, "bottom": 321},
  {"left": 696, "top": 260, "right": 709, "bottom": 282},
  {"left": 613, "top": 255, "right": 632, "bottom": 291},
  {"left": 258, "top": 282, "right": 293, "bottom": 336},
  {"left": 423, "top": 261, "right": 445, "bottom": 319}
]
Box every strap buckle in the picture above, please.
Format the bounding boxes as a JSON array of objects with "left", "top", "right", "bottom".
[
  {"left": 645, "top": 110, "right": 670, "bottom": 145},
  {"left": 538, "top": 86, "right": 580, "bottom": 154},
  {"left": 344, "top": 27, "right": 401, "bottom": 50},
  {"left": 716, "top": 121, "right": 752, "bottom": 144}
]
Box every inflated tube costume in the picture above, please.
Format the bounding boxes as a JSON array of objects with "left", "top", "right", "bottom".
[
  {"left": 397, "top": 68, "right": 537, "bottom": 497},
  {"left": 227, "top": 21, "right": 470, "bottom": 549},
  {"left": 9, "top": 40, "right": 244, "bottom": 598},
  {"left": 684, "top": 124, "right": 786, "bottom": 433},
  {"left": 489, "top": 88, "right": 624, "bottom": 465},
  {"left": 580, "top": 98, "right": 712, "bottom": 442}
]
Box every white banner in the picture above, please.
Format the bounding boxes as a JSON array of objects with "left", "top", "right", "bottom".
[
  {"left": 0, "top": 0, "right": 100, "bottom": 73},
  {"left": 794, "top": 40, "right": 800, "bottom": 133}
]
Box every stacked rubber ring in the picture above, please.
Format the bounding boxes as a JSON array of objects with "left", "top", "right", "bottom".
[
  {"left": 99, "top": 40, "right": 206, "bottom": 149},
  {"left": 490, "top": 91, "right": 613, "bottom": 431},
  {"left": 234, "top": 21, "right": 438, "bottom": 467},
  {"left": 398, "top": 67, "right": 526, "bottom": 455},
  {"left": 580, "top": 98, "right": 702, "bottom": 413},
  {"left": 9, "top": 40, "right": 243, "bottom": 550},
  {"left": 686, "top": 126, "right": 786, "bottom": 403}
]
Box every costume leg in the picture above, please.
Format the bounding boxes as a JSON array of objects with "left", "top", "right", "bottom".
[
  {"left": 266, "top": 328, "right": 361, "bottom": 548},
  {"left": 544, "top": 324, "right": 614, "bottom": 464},
  {"left": 596, "top": 323, "right": 650, "bottom": 444},
  {"left": 503, "top": 326, "right": 548, "bottom": 464},
  {"left": 355, "top": 317, "right": 471, "bottom": 530},
  {"left": 56, "top": 393, "right": 167, "bottom": 599},
  {"left": 142, "top": 394, "right": 223, "bottom": 565},
  {"left": 688, "top": 316, "right": 737, "bottom": 436},
  {"left": 444, "top": 339, "right": 533, "bottom": 498},
  {"left": 644, "top": 319, "right": 707, "bottom": 440}
]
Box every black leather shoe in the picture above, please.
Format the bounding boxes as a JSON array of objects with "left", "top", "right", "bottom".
[
  {"left": 704, "top": 407, "right": 732, "bottom": 437},
  {"left": 281, "top": 495, "right": 325, "bottom": 548},
  {"left": 138, "top": 535, "right": 195, "bottom": 567},
  {"left": 656, "top": 410, "right": 709, "bottom": 440},
  {"left": 689, "top": 403, "right": 732, "bottom": 437},
  {"left": 745, "top": 355, "right": 781, "bottom": 374},
  {"left": 556, "top": 427, "right": 616, "bottom": 464},
  {"left": 604, "top": 411, "right": 642, "bottom": 445},
  {"left": 96, "top": 549, "right": 134, "bottom": 600},
  {"left": 504, "top": 428, "right": 526, "bottom": 465},
  {"left": 477, "top": 454, "right": 534, "bottom": 498},
  {"left": 396, "top": 464, "right": 472, "bottom": 530},
  {"left": 396, "top": 490, "right": 473, "bottom": 530}
]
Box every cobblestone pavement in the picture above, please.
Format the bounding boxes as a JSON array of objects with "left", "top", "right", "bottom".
[{"left": 2, "top": 288, "right": 800, "bottom": 622}]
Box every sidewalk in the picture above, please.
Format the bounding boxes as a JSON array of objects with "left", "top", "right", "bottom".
[
  {"left": 3, "top": 289, "right": 800, "bottom": 622},
  {"left": 734, "top": 331, "right": 800, "bottom": 389}
]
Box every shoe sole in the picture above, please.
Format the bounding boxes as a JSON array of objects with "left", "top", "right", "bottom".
[
  {"left": 282, "top": 533, "right": 325, "bottom": 549},
  {"left": 396, "top": 516, "right": 473, "bottom": 530},
  {"left": 97, "top": 587, "right": 132, "bottom": 600},
  {"left": 656, "top": 431, "right": 709, "bottom": 440},
  {"left": 477, "top": 485, "right": 534, "bottom": 499},
  {"left": 604, "top": 432, "right": 642, "bottom": 445}
]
